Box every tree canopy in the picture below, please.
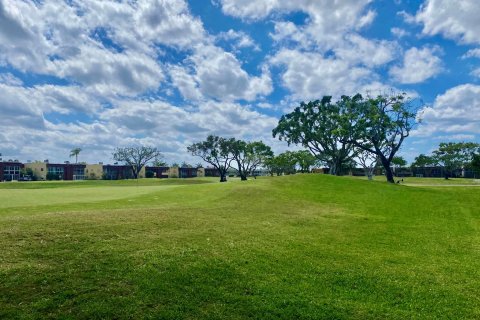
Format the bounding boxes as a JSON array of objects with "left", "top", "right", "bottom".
[
  {"left": 187, "top": 135, "right": 234, "bottom": 182},
  {"left": 272, "top": 96, "right": 355, "bottom": 176},
  {"left": 341, "top": 93, "right": 418, "bottom": 183},
  {"left": 113, "top": 146, "right": 162, "bottom": 179}
]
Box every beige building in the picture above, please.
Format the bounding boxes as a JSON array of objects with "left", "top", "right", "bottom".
[{"left": 25, "top": 162, "right": 48, "bottom": 180}]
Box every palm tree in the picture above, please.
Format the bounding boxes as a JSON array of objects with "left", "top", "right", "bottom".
[{"left": 70, "top": 147, "right": 82, "bottom": 164}]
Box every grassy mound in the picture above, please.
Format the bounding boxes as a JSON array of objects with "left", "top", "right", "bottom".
[{"left": 1, "top": 175, "right": 479, "bottom": 319}]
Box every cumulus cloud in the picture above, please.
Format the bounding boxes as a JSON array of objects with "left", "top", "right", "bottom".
[
  {"left": 169, "top": 44, "right": 272, "bottom": 102},
  {"left": 389, "top": 46, "right": 443, "bottom": 84},
  {"left": 414, "top": 0, "right": 480, "bottom": 44},
  {"left": 462, "top": 48, "right": 480, "bottom": 59},
  {"left": 270, "top": 49, "right": 388, "bottom": 100},
  {"left": 414, "top": 84, "right": 480, "bottom": 137}
]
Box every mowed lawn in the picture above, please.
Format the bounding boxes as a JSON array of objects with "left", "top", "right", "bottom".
[{"left": 1, "top": 175, "right": 480, "bottom": 319}]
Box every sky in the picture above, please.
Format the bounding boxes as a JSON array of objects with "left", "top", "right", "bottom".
[{"left": 0, "top": 0, "right": 479, "bottom": 165}]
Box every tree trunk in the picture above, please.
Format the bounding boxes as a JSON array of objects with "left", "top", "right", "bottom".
[
  {"left": 379, "top": 157, "right": 394, "bottom": 183},
  {"left": 220, "top": 174, "right": 227, "bottom": 182},
  {"left": 240, "top": 174, "right": 247, "bottom": 181}
]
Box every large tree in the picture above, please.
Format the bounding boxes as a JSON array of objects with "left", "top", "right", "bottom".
[
  {"left": 341, "top": 93, "right": 418, "bottom": 183},
  {"left": 432, "top": 142, "right": 480, "bottom": 178},
  {"left": 187, "top": 135, "right": 234, "bottom": 182},
  {"left": 113, "top": 146, "right": 162, "bottom": 179},
  {"left": 273, "top": 96, "right": 356, "bottom": 176},
  {"left": 69, "top": 147, "right": 82, "bottom": 164},
  {"left": 230, "top": 140, "right": 273, "bottom": 180}
]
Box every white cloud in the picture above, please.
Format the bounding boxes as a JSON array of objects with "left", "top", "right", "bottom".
[
  {"left": 462, "top": 48, "right": 480, "bottom": 59},
  {"left": 415, "top": 0, "right": 480, "bottom": 44},
  {"left": 389, "top": 46, "right": 443, "bottom": 84},
  {"left": 270, "top": 49, "right": 384, "bottom": 99},
  {"left": 414, "top": 84, "right": 480, "bottom": 137},
  {"left": 216, "top": 29, "right": 260, "bottom": 51},
  {"left": 169, "top": 44, "right": 272, "bottom": 102},
  {"left": 470, "top": 68, "right": 480, "bottom": 78},
  {"left": 391, "top": 27, "right": 409, "bottom": 38}
]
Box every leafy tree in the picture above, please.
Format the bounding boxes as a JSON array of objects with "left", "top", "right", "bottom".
[
  {"left": 470, "top": 154, "right": 480, "bottom": 172},
  {"left": 70, "top": 147, "right": 82, "bottom": 164},
  {"left": 274, "top": 151, "right": 298, "bottom": 176},
  {"left": 341, "top": 93, "right": 418, "bottom": 183},
  {"left": 171, "top": 162, "right": 179, "bottom": 168},
  {"left": 187, "top": 135, "right": 235, "bottom": 182},
  {"left": 411, "top": 154, "right": 438, "bottom": 168},
  {"left": 432, "top": 142, "right": 480, "bottom": 178},
  {"left": 293, "top": 150, "right": 317, "bottom": 173},
  {"left": 195, "top": 163, "right": 203, "bottom": 168},
  {"left": 113, "top": 146, "right": 162, "bottom": 179},
  {"left": 391, "top": 156, "right": 407, "bottom": 168},
  {"left": 273, "top": 97, "right": 355, "bottom": 176},
  {"left": 355, "top": 148, "right": 379, "bottom": 180},
  {"left": 231, "top": 140, "right": 273, "bottom": 180}
]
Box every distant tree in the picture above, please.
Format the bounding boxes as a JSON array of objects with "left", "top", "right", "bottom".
[
  {"left": 180, "top": 161, "right": 192, "bottom": 168},
  {"left": 273, "top": 96, "right": 356, "bottom": 176},
  {"left": 152, "top": 156, "right": 168, "bottom": 167},
  {"left": 432, "top": 142, "right": 480, "bottom": 179},
  {"left": 470, "top": 154, "right": 480, "bottom": 172},
  {"left": 70, "top": 147, "right": 82, "bottom": 164},
  {"left": 231, "top": 140, "right": 274, "bottom": 180},
  {"left": 391, "top": 156, "right": 407, "bottom": 168},
  {"left": 113, "top": 146, "right": 162, "bottom": 179},
  {"left": 411, "top": 154, "right": 438, "bottom": 168},
  {"left": 341, "top": 93, "right": 418, "bottom": 183},
  {"left": 293, "top": 150, "right": 317, "bottom": 173},
  {"left": 272, "top": 151, "right": 297, "bottom": 176},
  {"left": 171, "top": 162, "right": 179, "bottom": 167},
  {"left": 187, "top": 135, "right": 235, "bottom": 182},
  {"left": 355, "top": 148, "right": 379, "bottom": 180},
  {"left": 195, "top": 163, "right": 203, "bottom": 168}
]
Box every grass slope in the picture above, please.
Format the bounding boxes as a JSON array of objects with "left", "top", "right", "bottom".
[{"left": 1, "top": 175, "right": 479, "bottom": 319}]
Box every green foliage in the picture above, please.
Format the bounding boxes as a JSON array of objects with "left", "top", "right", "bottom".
[
  {"left": 230, "top": 140, "right": 274, "bottom": 180},
  {"left": 432, "top": 142, "right": 480, "bottom": 177},
  {"left": 46, "top": 172, "right": 61, "bottom": 181},
  {"left": 411, "top": 154, "right": 438, "bottom": 167},
  {"left": 292, "top": 150, "right": 317, "bottom": 173},
  {"left": 187, "top": 135, "right": 235, "bottom": 182},
  {"left": 342, "top": 93, "right": 418, "bottom": 183},
  {"left": 391, "top": 156, "right": 407, "bottom": 168},
  {"left": 69, "top": 147, "right": 82, "bottom": 163},
  {"left": 273, "top": 97, "right": 355, "bottom": 175},
  {"left": 471, "top": 154, "right": 480, "bottom": 171},
  {"left": 145, "top": 170, "right": 155, "bottom": 178}
]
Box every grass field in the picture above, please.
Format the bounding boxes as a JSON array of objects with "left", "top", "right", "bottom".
[{"left": 1, "top": 175, "right": 480, "bottom": 319}]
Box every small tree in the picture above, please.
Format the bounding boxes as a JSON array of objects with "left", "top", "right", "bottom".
[
  {"left": 471, "top": 154, "right": 480, "bottom": 172},
  {"left": 231, "top": 140, "right": 273, "bottom": 180},
  {"left": 113, "top": 146, "right": 162, "bottom": 179},
  {"left": 187, "top": 135, "right": 234, "bottom": 182},
  {"left": 433, "top": 142, "right": 480, "bottom": 179},
  {"left": 411, "top": 154, "right": 438, "bottom": 168},
  {"left": 355, "top": 148, "right": 379, "bottom": 180},
  {"left": 70, "top": 147, "right": 82, "bottom": 164},
  {"left": 293, "top": 150, "right": 317, "bottom": 173}
]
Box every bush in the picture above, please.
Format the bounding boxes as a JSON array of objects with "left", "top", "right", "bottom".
[
  {"left": 46, "top": 173, "right": 61, "bottom": 181},
  {"left": 146, "top": 170, "right": 155, "bottom": 178}
]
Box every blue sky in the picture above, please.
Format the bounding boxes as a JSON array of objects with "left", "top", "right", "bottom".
[{"left": 0, "top": 0, "right": 479, "bottom": 165}]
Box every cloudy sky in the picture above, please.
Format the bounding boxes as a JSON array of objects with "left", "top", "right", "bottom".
[{"left": 0, "top": 0, "right": 479, "bottom": 165}]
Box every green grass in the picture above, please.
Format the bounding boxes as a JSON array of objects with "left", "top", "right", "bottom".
[
  {"left": 353, "top": 175, "right": 480, "bottom": 186},
  {"left": 1, "top": 175, "right": 480, "bottom": 319}
]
